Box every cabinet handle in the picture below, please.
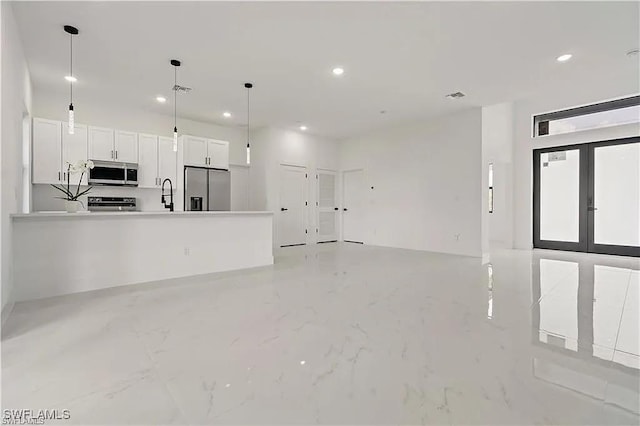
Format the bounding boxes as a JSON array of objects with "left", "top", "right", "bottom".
[
  {"left": 58, "top": 171, "right": 61, "bottom": 181},
  {"left": 115, "top": 150, "right": 118, "bottom": 159},
  {"left": 111, "top": 150, "right": 114, "bottom": 159}
]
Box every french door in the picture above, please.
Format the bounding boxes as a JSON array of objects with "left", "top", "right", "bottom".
[{"left": 533, "top": 137, "right": 639, "bottom": 257}]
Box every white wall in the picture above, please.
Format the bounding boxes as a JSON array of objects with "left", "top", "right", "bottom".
[
  {"left": 249, "top": 127, "right": 340, "bottom": 246},
  {"left": 340, "top": 108, "right": 483, "bottom": 258},
  {"left": 482, "top": 102, "right": 515, "bottom": 253},
  {"left": 513, "top": 88, "right": 640, "bottom": 250},
  {"left": 1, "top": 2, "right": 32, "bottom": 315}
]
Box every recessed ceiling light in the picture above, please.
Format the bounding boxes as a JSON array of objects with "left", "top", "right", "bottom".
[
  {"left": 223, "top": 111, "right": 232, "bottom": 118},
  {"left": 156, "top": 96, "right": 166, "bottom": 103},
  {"left": 557, "top": 54, "right": 572, "bottom": 62},
  {"left": 332, "top": 67, "right": 344, "bottom": 76},
  {"left": 299, "top": 125, "right": 307, "bottom": 131},
  {"left": 64, "top": 75, "right": 77, "bottom": 82}
]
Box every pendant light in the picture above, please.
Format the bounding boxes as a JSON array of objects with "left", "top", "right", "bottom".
[
  {"left": 245, "top": 82, "right": 253, "bottom": 164},
  {"left": 64, "top": 25, "right": 79, "bottom": 134},
  {"left": 171, "top": 59, "right": 181, "bottom": 152}
]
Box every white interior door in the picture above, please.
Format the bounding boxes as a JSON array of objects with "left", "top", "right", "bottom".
[
  {"left": 343, "top": 169, "right": 364, "bottom": 243},
  {"left": 317, "top": 170, "right": 338, "bottom": 242},
  {"left": 278, "top": 165, "right": 307, "bottom": 247}
]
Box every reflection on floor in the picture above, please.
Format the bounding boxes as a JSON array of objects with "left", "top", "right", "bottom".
[{"left": 2, "top": 243, "right": 639, "bottom": 424}]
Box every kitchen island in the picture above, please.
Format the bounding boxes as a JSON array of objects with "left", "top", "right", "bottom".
[{"left": 11, "top": 211, "right": 273, "bottom": 301}]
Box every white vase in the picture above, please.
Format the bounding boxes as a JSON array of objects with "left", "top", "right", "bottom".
[{"left": 65, "top": 200, "right": 81, "bottom": 213}]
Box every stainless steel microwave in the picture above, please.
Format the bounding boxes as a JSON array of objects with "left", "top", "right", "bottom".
[{"left": 88, "top": 160, "right": 138, "bottom": 186}]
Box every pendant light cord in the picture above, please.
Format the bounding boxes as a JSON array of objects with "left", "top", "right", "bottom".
[
  {"left": 173, "top": 66, "right": 177, "bottom": 131},
  {"left": 246, "top": 86, "right": 250, "bottom": 147},
  {"left": 69, "top": 33, "right": 73, "bottom": 104}
]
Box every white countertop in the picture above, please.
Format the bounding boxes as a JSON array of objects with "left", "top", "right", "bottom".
[{"left": 12, "top": 211, "right": 273, "bottom": 219}]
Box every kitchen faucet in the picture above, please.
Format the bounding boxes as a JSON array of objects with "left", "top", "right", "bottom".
[{"left": 161, "top": 178, "right": 174, "bottom": 212}]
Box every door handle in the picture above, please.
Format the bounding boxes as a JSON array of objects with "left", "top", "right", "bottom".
[
  {"left": 334, "top": 207, "right": 339, "bottom": 211},
  {"left": 343, "top": 208, "right": 348, "bottom": 211},
  {"left": 281, "top": 208, "right": 288, "bottom": 211}
]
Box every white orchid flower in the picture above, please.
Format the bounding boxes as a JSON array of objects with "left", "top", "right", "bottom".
[
  {"left": 66, "top": 161, "right": 79, "bottom": 173},
  {"left": 76, "top": 160, "right": 86, "bottom": 172},
  {"left": 86, "top": 160, "right": 95, "bottom": 169}
]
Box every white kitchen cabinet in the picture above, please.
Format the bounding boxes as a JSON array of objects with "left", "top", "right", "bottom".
[
  {"left": 138, "top": 134, "right": 176, "bottom": 188},
  {"left": 182, "top": 135, "right": 208, "bottom": 167},
  {"left": 32, "top": 118, "right": 62, "bottom": 184},
  {"left": 182, "top": 135, "right": 229, "bottom": 169},
  {"left": 88, "top": 126, "right": 115, "bottom": 161},
  {"left": 62, "top": 123, "right": 88, "bottom": 186},
  {"left": 89, "top": 127, "right": 139, "bottom": 163},
  {"left": 208, "top": 140, "right": 229, "bottom": 170},
  {"left": 138, "top": 133, "right": 159, "bottom": 188},
  {"left": 158, "top": 136, "right": 177, "bottom": 185},
  {"left": 115, "top": 130, "right": 138, "bottom": 163}
]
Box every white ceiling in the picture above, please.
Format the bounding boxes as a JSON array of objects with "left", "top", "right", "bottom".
[{"left": 11, "top": 1, "right": 640, "bottom": 140}]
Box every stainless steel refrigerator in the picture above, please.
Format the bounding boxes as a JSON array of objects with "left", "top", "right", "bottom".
[{"left": 184, "top": 167, "right": 231, "bottom": 211}]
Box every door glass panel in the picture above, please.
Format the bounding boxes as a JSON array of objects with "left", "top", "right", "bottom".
[
  {"left": 540, "top": 149, "right": 581, "bottom": 242},
  {"left": 319, "top": 174, "right": 335, "bottom": 207},
  {"left": 593, "top": 142, "right": 640, "bottom": 246}
]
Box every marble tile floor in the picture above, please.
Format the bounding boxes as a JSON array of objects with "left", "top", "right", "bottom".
[{"left": 1, "top": 243, "right": 639, "bottom": 425}]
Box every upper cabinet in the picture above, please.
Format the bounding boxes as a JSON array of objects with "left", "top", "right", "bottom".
[
  {"left": 88, "top": 126, "right": 114, "bottom": 161},
  {"left": 32, "top": 118, "right": 62, "bottom": 184},
  {"left": 115, "top": 130, "right": 138, "bottom": 163},
  {"left": 62, "top": 123, "right": 88, "bottom": 185},
  {"left": 137, "top": 134, "right": 177, "bottom": 188},
  {"left": 32, "top": 118, "right": 89, "bottom": 185},
  {"left": 183, "top": 135, "right": 208, "bottom": 167},
  {"left": 33, "top": 118, "right": 225, "bottom": 188},
  {"left": 138, "top": 133, "right": 159, "bottom": 188},
  {"left": 208, "top": 140, "right": 229, "bottom": 170},
  {"left": 182, "top": 135, "right": 229, "bottom": 169},
  {"left": 89, "top": 127, "right": 138, "bottom": 162},
  {"left": 158, "top": 136, "right": 177, "bottom": 186}
]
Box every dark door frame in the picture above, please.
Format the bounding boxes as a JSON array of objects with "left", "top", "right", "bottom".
[{"left": 533, "top": 136, "right": 639, "bottom": 257}]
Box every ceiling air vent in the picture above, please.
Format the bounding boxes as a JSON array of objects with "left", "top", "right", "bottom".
[
  {"left": 445, "top": 91, "right": 466, "bottom": 99},
  {"left": 173, "top": 84, "right": 192, "bottom": 93}
]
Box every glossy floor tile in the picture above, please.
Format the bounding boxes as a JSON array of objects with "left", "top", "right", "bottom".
[{"left": 2, "top": 244, "right": 639, "bottom": 425}]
